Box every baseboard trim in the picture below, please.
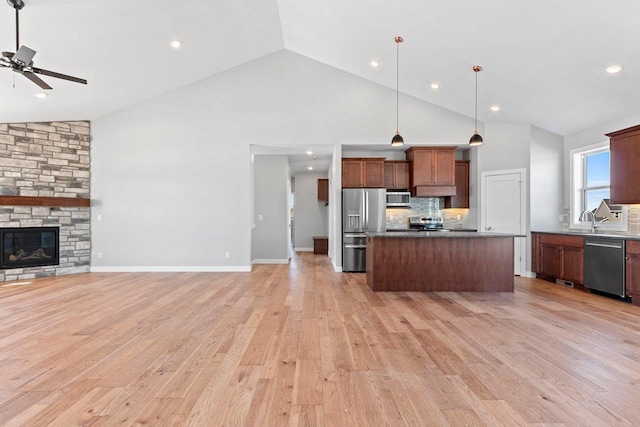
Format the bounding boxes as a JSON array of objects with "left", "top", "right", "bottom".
[
  {"left": 251, "top": 259, "right": 290, "bottom": 265},
  {"left": 90, "top": 266, "right": 252, "bottom": 273}
]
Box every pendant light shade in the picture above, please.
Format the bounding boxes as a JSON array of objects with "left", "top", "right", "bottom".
[
  {"left": 391, "top": 132, "right": 404, "bottom": 146},
  {"left": 469, "top": 65, "right": 484, "bottom": 147},
  {"left": 391, "top": 36, "right": 404, "bottom": 147}
]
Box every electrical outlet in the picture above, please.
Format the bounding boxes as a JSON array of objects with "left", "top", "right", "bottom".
[
  {"left": 456, "top": 214, "right": 461, "bottom": 220},
  {"left": 97, "top": 214, "right": 102, "bottom": 221},
  {"left": 559, "top": 214, "right": 564, "bottom": 222},
  {"left": 390, "top": 215, "right": 394, "bottom": 220},
  {"left": 225, "top": 252, "right": 230, "bottom": 259},
  {"left": 97, "top": 252, "right": 103, "bottom": 259},
  {"left": 258, "top": 214, "right": 263, "bottom": 221}
]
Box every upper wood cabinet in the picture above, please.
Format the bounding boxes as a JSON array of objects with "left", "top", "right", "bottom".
[
  {"left": 341, "top": 158, "right": 385, "bottom": 188},
  {"left": 317, "top": 179, "right": 329, "bottom": 202},
  {"left": 405, "top": 147, "right": 456, "bottom": 196},
  {"left": 445, "top": 160, "right": 470, "bottom": 208},
  {"left": 384, "top": 161, "right": 410, "bottom": 189},
  {"left": 607, "top": 124, "right": 640, "bottom": 204}
]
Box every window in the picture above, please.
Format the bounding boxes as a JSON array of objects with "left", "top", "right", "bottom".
[
  {"left": 570, "top": 142, "right": 626, "bottom": 230},
  {"left": 583, "top": 149, "right": 610, "bottom": 212}
]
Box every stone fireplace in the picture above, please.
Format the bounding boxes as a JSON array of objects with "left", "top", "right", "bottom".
[{"left": 0, "top": 121, "right": 91, "bottom": 281}]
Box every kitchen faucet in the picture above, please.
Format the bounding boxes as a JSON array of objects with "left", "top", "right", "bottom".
[{"left": 579, "top": 210, "right": 598, "bottom": 233}]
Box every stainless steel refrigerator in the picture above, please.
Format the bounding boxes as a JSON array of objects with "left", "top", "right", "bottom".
[{"left": 342, "top": 188, "right": 386, "bottom": 272}]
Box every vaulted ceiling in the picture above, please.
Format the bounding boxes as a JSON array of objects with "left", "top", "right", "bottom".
[{"left": 1, "top": 0, "right": 639, "bottom": 136}]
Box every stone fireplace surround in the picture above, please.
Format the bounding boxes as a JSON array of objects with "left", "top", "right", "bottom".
[{"left": 0, "top": 121, "right": 90, "bottom": 282}]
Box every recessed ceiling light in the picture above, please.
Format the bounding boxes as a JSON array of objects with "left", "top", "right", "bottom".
[
  {"left": 34, "top": 92, "right": 47, "bottom": 99},
  {"left": 308, "top": 166, "right": 313, "bottom": 170},
  {"left": 170, "top": 40, "right": 182, "bottom": 49},
  {"left": 430, "top": 83, "right": 440, "bottom": 90},
  {"left": 606, "top": 65, "right": 623, "bottom": 74},
  {"left": 306, "top": 150, "right": 313, "bottom": 155},
  {"left": 490, "top": 105, "right": 500, "bottom": 112},
  {"left": 370, "top": 60, "right": 379, "bottom": 68}
]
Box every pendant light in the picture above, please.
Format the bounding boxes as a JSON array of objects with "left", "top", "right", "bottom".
[
  {"left": 469, "top": 65, "right": 484, "bottom": 146},
  {"left": 391, "top": 36, "right": 404, "bottom": 147}
]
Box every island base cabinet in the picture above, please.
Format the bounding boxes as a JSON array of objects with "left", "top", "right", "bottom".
[
  {"left": 366, "top": 236, "right": 515, "bottom": 292},
  {"left": 626, "top": 241, "right": 640, "bottom": 306}
]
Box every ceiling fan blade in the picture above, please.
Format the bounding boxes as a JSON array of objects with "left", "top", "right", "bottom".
[
  {"left": 20, "top": 70, "right": 52, "bottom": 90},
  {"left": 1, "top": 52, "right": 15, "bottom": 59},
  {"left": 32, "top": 67, "right": 87, "bottom": 85}
]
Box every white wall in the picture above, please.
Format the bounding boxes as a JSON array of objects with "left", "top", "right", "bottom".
[
  {"left": 563, "top": 112, "right": 640, "bottom": 209},
  {"left": 293, "top": 172, "right": 329, "bottom": 250},
  {"left": 91, "top": 49, "right": 478, "bottom": 271},
  {"left": 476, "top": 123, "right": 531, "bottom": 229},
  {"left": 252, "top": 155, "right": 290, "bottom": 262},
  {"left": 475, "top": 123, "right": 564, "bottom": 273},
  {"left": 531, "top": 126, "right": 564, "bottom": 231}
]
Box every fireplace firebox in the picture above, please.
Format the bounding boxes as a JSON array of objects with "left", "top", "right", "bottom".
[{"left": 1, "top": 227, "right": 60, "bottom": 269}]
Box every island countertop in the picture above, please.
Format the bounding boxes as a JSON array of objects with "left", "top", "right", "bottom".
[{"left": 367, "top": 231, "right": 524, "bottom": 238}]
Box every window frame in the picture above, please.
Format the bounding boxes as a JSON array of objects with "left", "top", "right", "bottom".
[{"left": 570, "top": 141, "right": 627, "bottom": 231}]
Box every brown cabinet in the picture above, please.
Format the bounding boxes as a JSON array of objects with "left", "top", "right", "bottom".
[
  {"left": 405, "top": 147, "right": 456, "bottom": 197},
  {"left": 341, "top": 158, "right": 385, "bottom": 188},
  {"left": 626, "top": 240, "right": 640, "bottom": 305},
  {"left": 607, "top": 124, "right": 640, "bottom": 204},
  {"left": 317, "top": 179, "right": 329, "bottom": 202},
  {"left": 445, "top": 160, "right": 470, "bottom": 208},
  {"left": 313, "top": 236, "right": 328, "bottom": 254},
  {"left": 532, "top": 232, "right": 584, "bottom": 286},
  {"left": 384, "top": 161, "right": 410, "bottom": 189}
]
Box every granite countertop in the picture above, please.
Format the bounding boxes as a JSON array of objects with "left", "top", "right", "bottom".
[
  {"left": 533, "top": 230, "right": 640, "bottom": 240},
  {"left": 367, "top": 231, "right": 525, "bottom": 238}
]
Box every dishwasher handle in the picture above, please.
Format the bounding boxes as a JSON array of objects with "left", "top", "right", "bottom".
[{"left": 585, "top": 242, "right": 623, "bottom": 249}]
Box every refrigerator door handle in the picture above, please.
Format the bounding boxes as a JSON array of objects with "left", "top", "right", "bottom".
[{"left": 364, "top": 190, "right": 369, "bottom": 230}]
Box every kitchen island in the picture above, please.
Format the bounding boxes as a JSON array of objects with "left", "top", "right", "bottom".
[{"left": 365, "top": 231, "right": 521, "bottom": 292}]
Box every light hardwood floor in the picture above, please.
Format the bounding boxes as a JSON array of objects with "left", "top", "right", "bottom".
[{"left": 1, "top": 252, "right": 640, "bottom": 426}]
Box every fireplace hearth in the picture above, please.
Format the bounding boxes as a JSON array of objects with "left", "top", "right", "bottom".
[{"left": 1, "top": 227, "right": 60, "bottom": 269}]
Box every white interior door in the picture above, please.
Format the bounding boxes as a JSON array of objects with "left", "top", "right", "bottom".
[{"left": 481, "top": 170, "right": 526, "bottom": 275}]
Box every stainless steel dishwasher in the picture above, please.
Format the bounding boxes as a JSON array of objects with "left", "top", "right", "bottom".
[{"left": 584, "top": 236, "right": 626, "bottom": 297}]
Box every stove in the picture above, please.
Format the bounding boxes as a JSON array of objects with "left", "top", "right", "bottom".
[{"left": 408, "top": 216, "right": 444, "bottom": 231}]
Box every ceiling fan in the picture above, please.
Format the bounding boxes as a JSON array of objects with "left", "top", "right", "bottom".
[{"left": 0, "top": 0, "right": 87, "bottom": 90}]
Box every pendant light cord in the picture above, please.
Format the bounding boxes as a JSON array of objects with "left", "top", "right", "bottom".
[
  {"left": 474, "top": 70, "right": 478, "bottom": 133},
  {"left": 396, "top": 40, "right": 400, "bottom": 133}
]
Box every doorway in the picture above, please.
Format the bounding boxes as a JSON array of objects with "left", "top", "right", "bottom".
[{"left": 481, "top": 168, "right": 527, "bottom": 276}]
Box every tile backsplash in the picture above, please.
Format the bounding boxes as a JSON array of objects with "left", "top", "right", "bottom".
[{"left": 386, "top": 197, "right": 470, "bottom": 229}]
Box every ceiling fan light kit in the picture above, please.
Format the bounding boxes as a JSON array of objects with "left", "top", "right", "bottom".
[{"left": 1, "top": 0, "right": 87, "bottom": 90}]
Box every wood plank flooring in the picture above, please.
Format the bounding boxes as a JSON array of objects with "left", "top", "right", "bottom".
[{"left": 1, "top": 252, "right": 640, "bottom": 426}]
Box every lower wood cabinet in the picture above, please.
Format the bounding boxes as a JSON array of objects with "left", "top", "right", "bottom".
[
  {"left": 313, "top": 236, "right": 328, "bottom": 255},
  {"left": 532, "top": 232, "right": 584, "bottom": 286},
  {"left": 626, "top": 240, "right": 640, "bottom": 305}
]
